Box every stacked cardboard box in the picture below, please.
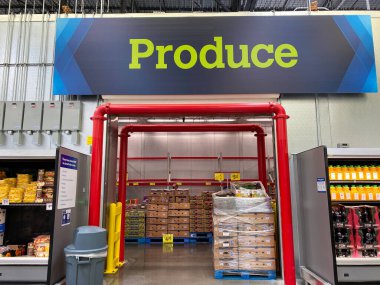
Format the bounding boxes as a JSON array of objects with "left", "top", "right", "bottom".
[
  {"left": 213, "top": 182, "right": 276, "bottom": 273},
  {"left": 146, "top": 190, "right": 170, "bottom": 238},
  {"left": 125, "top": 206, "right": 145, "bottom": 238},
  {"left": 167, "top": 189, "right": 190, "bottom": 237},
  {"left": 190, "top": 192, "right": 213, "bottom": 233}
]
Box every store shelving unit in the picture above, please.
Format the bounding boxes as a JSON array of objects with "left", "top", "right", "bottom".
[
  {"left": 0, "top": 148, "right": 89, "bottom": 285},
  {"left": 292, "top": 147, "right": 380, "bottom": 285}
]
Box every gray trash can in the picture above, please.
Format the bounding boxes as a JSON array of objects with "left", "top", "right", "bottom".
[{"left": 64, "top": 226, "right": 108, "bottom": 285}]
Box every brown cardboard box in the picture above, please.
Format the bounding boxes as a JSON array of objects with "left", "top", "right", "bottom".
[
  {"left": 168, "top": 224, "right": 189, "bottom": 231},
  {"left": 238, "top": 258, "right": 276, "bottom": 271},
  {"left": 146, "top": 204, "right": 158, "bottom": 211},
  {"left": 168, "top": 230, "right": 190, "bottom": 237},
  {"left": 238, "top": 223, "right": 275, "bottom": 236},
  {"left": 239, "top": 247, "right": 276, "bottom": 259},
  {"left": 213, "top": 216, "right": 238, "bottom": 226},
  {"left": 156, "top": 218, "right": 168, "bottom": 225},
  {"left": 146, "top": 225, "right": 157, "bottom": 231},
  {"left": 146, "top": 211, "right": 157, "bottom": 218},
  {"left": 169, "top": 203, "right": 190, "bottom": 210},
  {"left": 237, "top": 213, "right": 275, "bottom": 224},
  {"left": 157, "top": 205, "right": 168, "bottom": 212},
  {"left": 146, "top": 218, "right": 157, "bottom": 224},
  {"left": 214, "top": 226, "right": 238, "bottom": 237},
  {"left": 168, "top": 210, "right": 190, "bottom": 217},
  {"left": 146, "top": 230, "right": 167, "bottom": 238},
  {"left": 214, "top": 248, "right": 238, "bottom": 259},
  {"left": 238, "top": 235, "right": 276, "bottom": 247},
  {"left": 175, "top": 190, "right": 189, "bottom": 196},
  {"left": 168, "top": 217, "right": 189, "bottom": 224},
  {"left": 213, "top": 258, "right": 238, "bottom": 270},
  {"left": 176, "top": 196, "right": 190, "bottom": 203},
  {"left": 214, "top": 237, "right": 238, "bottom": 248},
  {"left": 157, "top": 211, "right": 168, "bottom": 219},
  {"left": 148, "top": 196, "right": 169, "bottom": 205},
  {"left": 156, "top": 225, "right": 167, "bottom": 231}
]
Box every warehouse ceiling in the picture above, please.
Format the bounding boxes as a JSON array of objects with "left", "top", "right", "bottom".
[{"left": 0, "top": 0, "right": 379, "bottom": 15}]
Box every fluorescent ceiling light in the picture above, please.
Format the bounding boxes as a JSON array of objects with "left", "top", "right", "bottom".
[
  {"left": 147, "top": 119, "right": 182, "bottom": 123},
  {"left": 207, "top": 118, "right": 236, "bottom": 122},
  {"left": 246, "top": 118, "right": 273, "bottom": 122},
  {"left": 118, "top": 119, "right": 138, "bottom": 123}
]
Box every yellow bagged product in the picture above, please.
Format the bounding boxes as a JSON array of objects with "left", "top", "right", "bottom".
[
  {"left": 4, "top": 178, "right": 16, "bottom": 187},
  {"left": 9, "top": 187, "right": 24, "bottom": 203},
  {"left": 0, "top": 184, "right": 10, "bottom": 201}
]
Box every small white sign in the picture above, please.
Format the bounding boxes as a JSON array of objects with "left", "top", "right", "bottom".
[
  {"left": 57, "top": 154, "right": 78, "bottom": 210},
  {"left": 317, "top": 178, "right": 327, "bottom": 193},
  {"left": 46, "top": 203, "right": 53, "bottom": 211},
  {"left": 1, "top": 199, "right": 9, "bottom": 206}
]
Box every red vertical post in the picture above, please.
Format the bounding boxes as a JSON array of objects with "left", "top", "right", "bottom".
[
  {"left": 88, "top": 108, "right": 106, "bottom": 226},
  {"left": 274, "top": 113, "right": 296, "bottom": 285},
  {"left": 255, "top": 131, "right": 267, "bottom": 190},
  {"left": 118, "top": 132, "right": 128, "bottom": 262}
]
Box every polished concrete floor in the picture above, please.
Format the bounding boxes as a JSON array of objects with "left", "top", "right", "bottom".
[{"left": 104, "top": 244, "right": 286, "bottom": 285}]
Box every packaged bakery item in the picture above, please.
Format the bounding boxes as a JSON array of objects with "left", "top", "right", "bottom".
[
  {"left": 34, "top": 235, "right": 50, "bottom": 257},
  {"left": 44, "top": 171, "right": 55, "bottom": 178},
  {"left": 42, "top": 188, "right": 54, "bottom": 203},
  {"left": 37, "top": 169, "right": 45, "bottom": 182},
  {"left": 16, "top": 174, "right": 31, "bottom": 188},
  {"left": 27, "top": 242, "right": 34, "bottom": 256}
]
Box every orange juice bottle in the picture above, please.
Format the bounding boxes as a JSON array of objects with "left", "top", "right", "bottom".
[
  {"left": 366, "top": 185, "right": 374, "bottom": 201},
  {"left": 371, "top": 165, "right": 379, "bottom": 180},
  {"left": 356, "top": 166, "right": 364, "bottom": 180},
  {"left": 342, "top": 165, "right": 350, "bottom": 180},
  {"left": 336, "top": 166, "right": 343, "bottom": 181},
  {"left": 329, "top": 165, "right": 336, "bottom": 180},
  {"left": 373, "top": 185, "right": 380, "bottom": 201},
  {"left": 343, "top": 185, "right": 351, "bottom": 200},
  {"left": 349, "top": 165, "right": 357, "bottom": 180},
  {"left": 351, "top": 185, "right": 359, "bottom": 201},
  {"left": 364, "top": 166, "right": 372, "bottom": 180},
  {"left": 330, "top": 185, "right": 337, "bottom": 201},
  {"left": 336, "top": 185, "right": 345, "bottom": 201},
  {"left": 376, "top": 166, "right": 380, "bottom": 181},
  {"left": 358, "top": 185, "right": 367, "bottom": 201}
]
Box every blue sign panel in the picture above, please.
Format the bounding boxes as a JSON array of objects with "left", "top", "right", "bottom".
[{"left": 53, "top": 16, "right": 377, "bottom": 95}]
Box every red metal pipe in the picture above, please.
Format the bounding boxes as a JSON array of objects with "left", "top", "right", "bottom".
[
  {"left": 89, "top": 103, "right": 295, "bottom": 285},
  {"left": 118, "top": 133, "right": 128, "bottom": 262},
  {"left": 121, "top": 123, "right": 265, "bottom": 133},
  {"left": 127, "top": 156, "right": 274, "bottom": 160},
  {"left": 274, "top": 112, "right": 296, "bottom": 285},
  {"left": 255, "top": 130, "right": 268, "bottom": 189}
]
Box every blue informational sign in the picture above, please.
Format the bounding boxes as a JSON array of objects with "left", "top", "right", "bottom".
[
  {"left": 60, "top": 154, "right": 78, "bottom": 170},
  {"left": 53, "top": 15, "right": 377, "bottom": 95}
]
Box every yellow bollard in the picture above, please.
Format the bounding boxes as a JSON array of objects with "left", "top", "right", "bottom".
[{"left": 105, "top": 202, "right": 124, "bottom": 274}]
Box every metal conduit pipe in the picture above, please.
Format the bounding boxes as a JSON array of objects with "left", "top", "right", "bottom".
[
  {"left": 117, "top": 123, "right": 267, "bottom": 262},
  {"left": 1, "top": 13, "right": 13, "bottom": 100},
  {"left": 41, "top": 14, "right": 50, "bottom": 100},
  {"left": 88, "top": 103, "right": 295, "bottom": 285}
]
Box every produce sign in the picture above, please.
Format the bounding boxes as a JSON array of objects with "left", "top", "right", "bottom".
[{"left": 54, "top": 16, "right": 377, "bottom": 95}]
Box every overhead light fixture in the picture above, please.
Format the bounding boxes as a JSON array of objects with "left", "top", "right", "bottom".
[
  {"left": 246, "top": 118, "right": 273, "bottom": 122},
  {"left": 191, "top": 118, "right": 236, "bottom": 123},
  {"left": 118, "top": 119, "right": 138, "bottom": 123},
  {"left": 147, "top": 119, "right": 182, "bottom": 123}
]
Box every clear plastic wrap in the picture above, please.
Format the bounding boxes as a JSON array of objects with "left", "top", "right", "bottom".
[
  {"left": 213, "top": 181, "right": 276, "bottom": 273},
  {"left": 212, "top": 182, "right": 272, "bottom": 216}
]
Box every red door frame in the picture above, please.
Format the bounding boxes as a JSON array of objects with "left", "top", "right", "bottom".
[
  {"left": 89, "top": 102, "right": 295, "bottom": 285},
  {"left": 118, "top": 123, "right": 267, "bottom": 262}
]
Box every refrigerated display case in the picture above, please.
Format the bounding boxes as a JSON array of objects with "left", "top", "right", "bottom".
[
  {"left": 0, "top": 148, "right": 89, "bottom": 284},
  {"left": 292, "top": 147, "right": 380, "bottom": 284}
]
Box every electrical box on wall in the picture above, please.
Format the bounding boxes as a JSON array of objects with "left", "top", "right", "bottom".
[
  {"left": 42, "top": 101, "right": 62, "bottom": 146},
  {"left": 42, "top": 102, "right": 62, "bottom": 131},
  {"left": 61, "top": 102, "right": 82, "bottom": 131},
  {"left": 0, "top": 102, "right": 4, "bottom": 131},
  {"left": 23, "top": 102, "right": 43, "bottom": 131},
  {"left": 4, "top": 102, "right": 24, "bottom": 131}
]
